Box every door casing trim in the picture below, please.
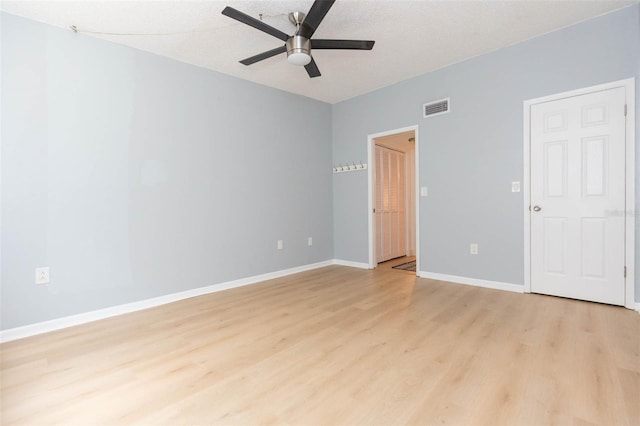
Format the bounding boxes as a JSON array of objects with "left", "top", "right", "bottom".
[
  {"left": 367, "top": 125, "right": 420, "bottom": 272},
  {"left": 523, "top": 78, "right": 635, "bottom": 309}
]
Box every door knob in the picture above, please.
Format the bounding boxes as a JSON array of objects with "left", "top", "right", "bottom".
[{"left": 532, "top": 205, "right": 542, "bottom": 212}]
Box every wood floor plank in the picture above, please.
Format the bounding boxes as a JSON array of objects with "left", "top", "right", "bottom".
[{"left": 1, "top": 265, "right": 638, "bottom": 425}]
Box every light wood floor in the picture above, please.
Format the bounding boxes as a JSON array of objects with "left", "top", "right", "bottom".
[{"left": 1, "top": 266, "right": 638, "bottom": 425}]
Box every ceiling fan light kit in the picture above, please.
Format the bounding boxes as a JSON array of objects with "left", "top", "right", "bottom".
[
  {"left": 286, "top": 35, "right": 311, "bottom": 66},
  {"left": 221, "top": 0, "right": 375, "bottom": 78}
]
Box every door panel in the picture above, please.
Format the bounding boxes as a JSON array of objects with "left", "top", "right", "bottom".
[
  {"left": 530, "top": 87, "right": 626, "bottom": 305},
  {"left": 543, "top": 217, "right": 567, "bottom": 275},
  {"left": 375, "top": 145, "right": 406, "bottom": 263},
  {"left": 581, "top": 218, "right": 605, "bottom": 278},
  {"left": 544, "top": 141, "right": 567, "bottom": 198}
]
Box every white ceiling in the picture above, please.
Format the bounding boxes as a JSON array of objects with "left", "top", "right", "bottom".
[{"left": 2, "top": 0, "right": 636, "bottom": 104}]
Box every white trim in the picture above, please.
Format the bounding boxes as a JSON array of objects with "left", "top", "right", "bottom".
[
  {"left": 523, "top": 99, "right": 532, "bottom": 294},
  {"left": 415, "top": 126, "right": 421, "bottom": 270},
  {"left": 332, "top": 259, "right": 371, "bottom": 269},
  {"left": 523, "top": 78, "right": 635, "bottom": 309},
  {"left": 367, "top": 125, "right": 420, "bottom": 273},
  {"left": 419, "top": 271, "right": 524, "bottom": 293},
  {"left": 624, "top": 80, "right": 636, "bottom": 309},
  {"left": 636, "top": 303, "right": 640, "bottom": 314},
  {"left": 0, "top": 260, "right": 334, "bottom": 343}
]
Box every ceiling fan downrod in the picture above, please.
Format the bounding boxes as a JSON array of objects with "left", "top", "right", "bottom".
[{"left": 288, "top": 11, "right": 306, "bottom": 29}]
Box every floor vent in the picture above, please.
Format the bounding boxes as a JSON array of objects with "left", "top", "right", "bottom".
[{"left": 423, "top": 98, "right": 450, "bottom": 118}]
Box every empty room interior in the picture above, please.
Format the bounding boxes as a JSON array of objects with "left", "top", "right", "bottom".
[{"left": 1, "top": 1, "right": 639, "bottom": 425}]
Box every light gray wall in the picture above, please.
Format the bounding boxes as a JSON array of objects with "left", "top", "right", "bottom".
[
  {"left": 3, "top": 5, "right": 640, "bottom": 332},
  {"left": 332, "top": 5, "right": 640, "bottom": 298},
  {"left": 1, "top": 13, "right": 333, "bottom": 330}
]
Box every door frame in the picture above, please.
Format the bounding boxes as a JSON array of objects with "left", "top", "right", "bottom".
[
  {"left": 523, "top": 78, "right": 635, "bottom": 309},
  {"left": 367, "top": 125, "right": 420, "bottom": 273}
]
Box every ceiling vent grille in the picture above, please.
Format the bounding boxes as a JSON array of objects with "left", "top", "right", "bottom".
[{"left": 423, "top": 98, "right": 450, "bottom": 118}]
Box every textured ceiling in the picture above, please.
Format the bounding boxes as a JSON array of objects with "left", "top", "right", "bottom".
[{"left": 2, "top": 0, "right": 636, "bottom": 103}]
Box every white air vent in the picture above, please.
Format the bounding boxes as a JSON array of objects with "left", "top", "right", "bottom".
[{"left": 423, "top": 98, "right": 450, "bottom": 118}]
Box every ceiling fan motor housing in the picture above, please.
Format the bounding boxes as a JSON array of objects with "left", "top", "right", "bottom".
[{"left": 286, "top": 35, "right": 311, "bottom": 65}]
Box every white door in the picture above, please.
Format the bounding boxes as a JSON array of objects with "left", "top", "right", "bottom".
[
  {"left": 530, "top": 87, "right": 626, "bottom": 305},
  {"left": 375, "top": 145, "right": 406, "bottom": 263}
]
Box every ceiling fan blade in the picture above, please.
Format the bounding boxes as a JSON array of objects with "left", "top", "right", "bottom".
[
  {"left": 311, "top": 39, "right": 375, "bottom": 50},
  {"left": 222, "top": 6, "right": 289, "bottom": 42},
  {"left": 304, "top": 57, "right": 321, "bottom": 78},
  {"left": 240, "top": 45, "right": 287, "bottom": 65},
  {"left": 297, "top": 0, "right": 336, "bottom": 39}
]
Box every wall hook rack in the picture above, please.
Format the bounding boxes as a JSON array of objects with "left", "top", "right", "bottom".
[{"left": 333, "top": 162, "right": 367, "bottom": 174}]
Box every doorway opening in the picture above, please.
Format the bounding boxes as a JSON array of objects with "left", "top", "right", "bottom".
[{"left": 368, "top": 125, "right": 419, "bottom": 274}]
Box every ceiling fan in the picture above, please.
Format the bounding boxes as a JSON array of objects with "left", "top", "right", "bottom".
[{"left": 221, "top": 0, "right": 375, "bottom": 78}]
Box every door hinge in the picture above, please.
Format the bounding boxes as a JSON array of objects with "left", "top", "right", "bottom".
[
  {"left": 624, "top": 266, "right": 627, "bottom": 278},
  {"left": 624, "top": 104, "right": 627, "bottom": 116}
]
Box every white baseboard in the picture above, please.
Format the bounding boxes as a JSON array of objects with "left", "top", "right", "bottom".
[
  {"left": 418, "top": 271, "right": 524, "bottom": 294},
  {"left": 332, "top": 259, "right": 371, "bottom": 269},
  {"left": 636, "top": 303, "right": 640, "bottom": 314},
  {"left": 0, "top": 260, "right": 334, "bottom": 343}
]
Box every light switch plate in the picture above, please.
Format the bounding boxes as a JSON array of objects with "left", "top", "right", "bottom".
[
  {"left": 470, "top": 244, "right": 478, "bottom": 255},
  {"left": 420, "top": 186, "right": 428, "bottom": 197},
  {"left": 511, "top": 181, "right": 521, "bottom": 192},
  {"left": 277, "top": 240, "right": 284, "bottom": 250},
  {"left": 307, "top": 237, "right": 313, "bottom": 246}
]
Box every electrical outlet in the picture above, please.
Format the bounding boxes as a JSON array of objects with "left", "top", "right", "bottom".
[
  {"left": 511, "top": 181, "right": 521, "bottom": 192},
  {"left": 307, "top": 237, "right": 313, "bottom": 246},
  {"left": 35, "top": 267, "right": 50, "bottom": 284},
  {"left": 470, "top": 244, "right": 478, "bottom": 255},
  {"left": 277, "top": 240, "right": 284, "bottom": 250}
]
